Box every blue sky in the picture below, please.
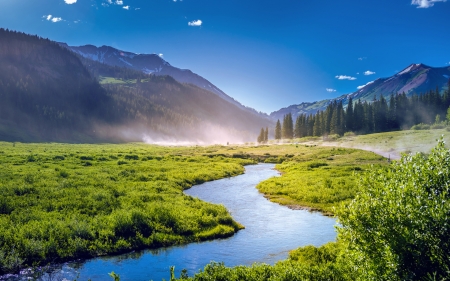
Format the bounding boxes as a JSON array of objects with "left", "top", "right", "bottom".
[{"left": 1, "top": 0, "right": 449, "bottom": 113}]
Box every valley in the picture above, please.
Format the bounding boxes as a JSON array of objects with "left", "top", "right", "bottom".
[{"left": 1, "top": 11, "right": 450, "bottom": 279}]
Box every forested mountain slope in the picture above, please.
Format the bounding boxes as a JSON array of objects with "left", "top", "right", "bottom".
[
  {"left": 0, "top": 29, "right": 271, "bottom": 143},
  {"left": 271, "top": 63, "right": 450, "bottom": 121}
]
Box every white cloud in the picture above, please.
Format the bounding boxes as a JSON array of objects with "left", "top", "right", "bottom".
[
  {"left": 158, "top": 53, "right": 164, "bottom": 58},
  {"left": 364, "top": 70, "right": 376, "bottom": 75},
  {"left": 123, "top": 5, "right": 129, "bottom": 9},
  {"left": 116, "top": 0, "right": 123, "bottom": 4},
  {"left": 335, "top": 75, "right": 357, "bottom": 80},
  {"left": 411, "top": 0, "right": 446, "bottom": 8},
  {"left": 326, "top": 88, "right": 336, "bottom": 92},
  {"left": 356, "top": 72, "right": 360, "bottom": 75},
  {"left": 44, "top": 15, "right": 62, "bottom": 22},
  {"left": 135, "top": 7, "right": 140, "bottom": 10},
  {"left": 64, "top": 0, "right": 77, "bottom": 4},
  {"left": 358, "top": 57, "right": 367, "bottom": 61},
  {"left": 357, "top": 81, "right": 375, "bottom": 90},
  {"left": 188, "top": 19, "right": 202, "bottom": 26}
]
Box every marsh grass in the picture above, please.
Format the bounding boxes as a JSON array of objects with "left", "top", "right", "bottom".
[{"left": 0, "top": 142, "right": 252, "bottom": 274}]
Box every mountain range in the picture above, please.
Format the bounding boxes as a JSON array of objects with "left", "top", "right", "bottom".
[
  {"left": 0, "top": 29, "right": 271, "bottom": 143},
  {"left": 1, "top": 28, "right": 449, "bottom": 143},
  {"left": 270, "top": 63, "right": 450, "bottom": 121}
]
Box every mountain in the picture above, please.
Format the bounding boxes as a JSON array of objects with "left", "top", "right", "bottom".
[
  {"left": 271, "top": 63, "right": 450, "bottom": 121},
  {"left": 59, "top": 43, "right": 265, "bottom": 117},
  {"left": 0, "top": 29, "right": 271, "bottom": 143}
]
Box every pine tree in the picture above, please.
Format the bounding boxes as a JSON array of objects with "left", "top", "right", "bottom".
[
  {"left": 346, "top": 97, "right": 353, "bottom": 132},
  {"left": 257, "top": 127, "right": 265, "bottom": 143},
  {"left": 275, "top": 119, "right": 281, "bottom": 140},
  {"left": 264, "top": 127, "right": 268, "bottom": 142},
  {"left": 282, "top": 113, "right": 294, "bottom": 139}
]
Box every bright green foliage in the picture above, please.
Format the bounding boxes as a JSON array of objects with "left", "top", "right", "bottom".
[
  {"left": 256, "top": 147, "right": 386, "bottom": 214},
  {"left": 175, "top": 242, "right": 345, "bottom": 281},
  {"left": 337, "top": 138, "right": 450, "bottom": 280},
  {"left": 0, "top": 142, "right": 253, "bottom": 274}
]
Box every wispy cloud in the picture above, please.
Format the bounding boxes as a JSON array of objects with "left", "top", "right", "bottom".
[
  {"left": 336, "top": 75, "right": 357, "bottom": 80},
  {"left": 357, "top": 81, "right": 375, "bottom": 90},
  {"left": 44, "top": 15, "right": 62, "bottom": 22},
  {"left": 64, "top": 0, "right": 77, "bottom": 4},
  {"left": 364, "top": 70, "right": 376, "bottom": 75},
  {"left": 115, "top": 0, "right": 123, "bottom": 5},
  {"left": 123, "top": 5, "right": 129, "bottom": 9},
  {"left": 411, "top": 0, "right": 446, "bottom": 8},
  {"left": 358, "top": 57, "right": 367, "bottom": 61},
  {"left": 188, "top": 19, "right": 202, "bottom": 26},
  {"left": 326, "top": 88, "right": 336, "bottom": 92}
]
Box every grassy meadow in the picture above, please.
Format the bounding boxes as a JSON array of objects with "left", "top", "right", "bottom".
[
  {"left": 3, "top": 129, "right": 441, "bottom": 275},
  {"left": 0, "top": 142, "right": 253, "bottom": 273}
]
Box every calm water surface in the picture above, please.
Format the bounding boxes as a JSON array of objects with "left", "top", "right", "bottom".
[{"left": 4, "top": 163, "right": 336, "bottom": 281}]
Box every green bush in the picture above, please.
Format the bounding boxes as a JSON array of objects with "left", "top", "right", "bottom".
[
  {"left": 338, "top": 138, "right": 450, "bottom": 280},
  {"left": 410, "top": 123, "right": 430, "bottom": 130}
]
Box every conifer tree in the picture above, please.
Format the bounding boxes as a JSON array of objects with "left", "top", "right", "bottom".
[
  {"left": 257, "top": 127, "right": 265, "bottom": 143},
  {"left": 275, "top": 119, "right": 281, "bottom": 140},
  {"left": 264, "top": 127, "right": 268, "bottom": 142},
  {"left": 346, "top": 97, "right": 353, "bottom": 132}
]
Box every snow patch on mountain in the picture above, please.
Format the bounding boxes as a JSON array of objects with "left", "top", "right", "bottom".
[{"left": 398, "top": 65, "right": 415, "bottom": 75}]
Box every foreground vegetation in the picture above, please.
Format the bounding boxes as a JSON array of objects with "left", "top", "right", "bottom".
[
  {"left": 175, "top": 139, "right": 450, "bottom": 281},
  {"left": 0, "top": 142, "right": 253, "bottom": 274}
]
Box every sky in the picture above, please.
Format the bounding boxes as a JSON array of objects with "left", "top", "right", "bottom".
[{"left": 1, "top": 0, "right": 450, "bottom": 114}]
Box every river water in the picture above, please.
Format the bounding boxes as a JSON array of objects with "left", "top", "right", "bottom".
[{"left": 3, "top": 163, "right": 336, "bottom": 281}]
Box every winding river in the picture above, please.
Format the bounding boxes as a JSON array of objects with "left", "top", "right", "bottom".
[{"left": 5, "top": 163, "right": 336, "bottom": 281}]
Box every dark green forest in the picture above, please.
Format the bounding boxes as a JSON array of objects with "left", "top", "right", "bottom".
[{"left": 274, "top": 83, "right": 450, "bottom": 140}]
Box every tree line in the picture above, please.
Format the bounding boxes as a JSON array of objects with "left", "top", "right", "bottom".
[{"left": 268, "top": 82, "right": 450, "bottom": 141}]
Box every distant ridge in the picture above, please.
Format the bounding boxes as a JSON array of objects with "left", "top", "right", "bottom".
[
  {"left": 270, "top": 63, "right": 450, "bottom": 121},
  {"left": 60, "top": 43, "right": 267, "bottom": 118}
]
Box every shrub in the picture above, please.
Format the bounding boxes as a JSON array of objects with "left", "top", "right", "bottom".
[
  {"left": 124, "top": 155, "right": 139, "bottom": 160},
  {"left": 338, "top": 138, "right": 450, "bottom": 280},
  {"left": 410, "top": 123, "right": 430, "bottom": 130},
  {"left": 80, "top": 156, "right": 94, "bottom": 161}
]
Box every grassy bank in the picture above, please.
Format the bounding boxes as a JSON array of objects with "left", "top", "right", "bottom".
[
  {"left": 202, "top": 144, "right": 388, "bottom": 215},
  {"left": 0, "top": 142, "right": 253, "bottom": 274}
]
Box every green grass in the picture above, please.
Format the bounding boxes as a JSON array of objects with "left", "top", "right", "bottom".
[
  {"left": 322, "top": 128, "right": 450, "bottom": 159},
  {"left": 0, "top": 132, "right": 431, "bottom": 275},
  {"left": 0, "top": 142, "right": 253, "bottom": 273}
]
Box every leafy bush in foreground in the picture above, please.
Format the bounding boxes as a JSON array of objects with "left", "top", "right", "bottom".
[{"left": 338, "top": 138, "right": 450, "bottom": 280}]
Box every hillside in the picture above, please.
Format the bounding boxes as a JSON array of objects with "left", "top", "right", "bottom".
[
  {"left": 0, "top": 29, "right": 271, "bottom": 143},
  {"left": 271, "top": 63, "right": 450, "bottom": 121},
  {"left": 60, "top": 43, "right": 267, "bottom": 118}
]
